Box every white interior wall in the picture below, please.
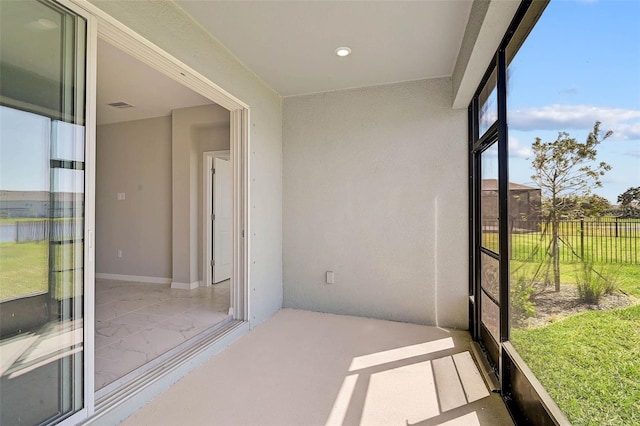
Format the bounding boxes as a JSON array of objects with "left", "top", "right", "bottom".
[
  {"left": 96, "top": 106, "right": 229, "bottom": 286},
  {"left": 283, "top": 79, "right": 468, "bottom": 328},
  {"left": 96, "top": 116, "right": 172, "bottom": 280},
  {"left": 171, "top": 104, "right": 229, "bottom": 287},
  {"left": 89, "top": 0, "right": 284, "bottom": 325}
]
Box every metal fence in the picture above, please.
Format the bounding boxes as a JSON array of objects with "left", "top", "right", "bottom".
[
  {"left": 6, "top": 220, "right": 82, "bottom": 243},
  {"left": 508, "top": 218, "right": 640, "bottom": 264}
]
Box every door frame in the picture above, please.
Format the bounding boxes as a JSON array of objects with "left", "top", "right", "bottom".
[
  {"left": 58, "top": 0, "right": 251, "bottom": 421},
  {"left": 25, "top": 0, "right": 98, "bottom": 423},
  {"left": 1, "top": 1, "right": 97, "bottom": 422},
  {"left": 472, "top": 133, "right": 502, "bottom": 367},
  {"left": 64, "top": 0, "right": 250, "bottom": 323},
  {"left": 203, "top": 150, "right": 230, "bottom": 289}
]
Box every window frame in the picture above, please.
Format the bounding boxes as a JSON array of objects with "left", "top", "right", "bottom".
[{"left": 468, "top": 1, "right": 571, "bottom": 424}]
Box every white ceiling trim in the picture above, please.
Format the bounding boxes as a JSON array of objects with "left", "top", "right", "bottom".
[{"left": 452, "top": 0, "right": 521, "bottom": 109}]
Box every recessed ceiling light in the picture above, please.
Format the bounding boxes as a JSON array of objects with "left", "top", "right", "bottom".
[{"left": 335, "top": 47, "right": 351, "bottom": 57}]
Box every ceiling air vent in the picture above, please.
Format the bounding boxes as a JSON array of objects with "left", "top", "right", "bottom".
[{"left": 108, "top": 101, "right": 134, "bottom": 109}]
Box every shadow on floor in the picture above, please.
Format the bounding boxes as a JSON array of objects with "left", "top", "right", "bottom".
[{"left": 123, "top": 309, "right": 513, "bottom": 426}]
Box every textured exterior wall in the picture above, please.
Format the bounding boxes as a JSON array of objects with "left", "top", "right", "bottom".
[
  {"left": 283, "top": 79, "right": 469, "bottom": 328},
  {"left": 451, "top": 0, "right": 521, "bottom": 108}
]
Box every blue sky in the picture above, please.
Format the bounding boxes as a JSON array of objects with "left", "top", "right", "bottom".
[
  {"left": 0, "top": 106, "right": 84, "bottom": 193},
  {"left": 506, "top": 0, "right": 640, "bottom": 203},
  {"left": 0, "top": 106, "right": 50, "bottom": 191}
]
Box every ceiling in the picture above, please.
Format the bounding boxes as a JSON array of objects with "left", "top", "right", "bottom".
[
  {"left": 3, "top": 1, "right": 477, "bottom": 123},
  {"left": 176, "top": 1, "right": 474, "bottom": 97},
  {"left": 97, "top": 39, "right": 214, "bottom": 125}
]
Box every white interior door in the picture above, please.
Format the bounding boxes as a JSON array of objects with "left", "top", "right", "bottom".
[{"left": 213, "top": 157, "right": 232, "bottom": 283}]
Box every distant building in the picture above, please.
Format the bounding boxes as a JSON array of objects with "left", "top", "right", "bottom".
[
  {"left": 0, "top": 190, "right": 83, "bottom": 218},
  {"left": 481, "top": 179, "right": 541, "bottom": 232}
]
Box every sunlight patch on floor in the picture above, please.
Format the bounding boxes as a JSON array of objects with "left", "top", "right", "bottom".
[
  {"left": 331, "top": 347, "right": 490, "bottom": 425},
  {"left": 325, "top": 374, "right": 359, "bottom": 426},
  {"left": 348, "top": 338, "right": 455, "bottom": 371},
  {"left": 362, "top": 360, "right": 440, "bottom": 425}
]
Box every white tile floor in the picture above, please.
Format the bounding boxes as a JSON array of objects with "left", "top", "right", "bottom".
[{"left": 94, "top": 279, "right": 230, "bottom": 390}]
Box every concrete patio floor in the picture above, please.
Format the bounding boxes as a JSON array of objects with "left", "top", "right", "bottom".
[{"left": 122, "top": 309, "right": 513, "bottom": 426}]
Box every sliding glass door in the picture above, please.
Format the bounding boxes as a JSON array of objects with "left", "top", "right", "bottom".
[
  {"left": 477, "top": 141, "right": 502, "bottom": 363},
  {"left": 0, "top": 0, "right": 91, "bottom": 423},
  {"left": 470, "top": 66, "right": 505, "bottom": 369},
  {"left": 466, "top": 1, "right": 621, "bottom": 423}
]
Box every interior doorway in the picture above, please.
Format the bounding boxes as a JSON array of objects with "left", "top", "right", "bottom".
[
  {"left": 203, "top": 151, "right": 232, "bottom": 287},
  {"left": 93, "top": 36, "right": 244, "bottom": 393}
]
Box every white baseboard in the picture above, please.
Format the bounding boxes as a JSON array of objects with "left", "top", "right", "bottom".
[
  {"left": 96, "top": 273, "right": 171, "bottom": 285},
  {"left": 171, "top": 280, "right": 201, "bottom": 290}
]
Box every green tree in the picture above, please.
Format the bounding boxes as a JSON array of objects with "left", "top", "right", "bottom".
[
  {"left": 556, "top": 194, "right": 611, "bottom": 218},
  {"left": 617, "top": 187, "right": 640, "bottom": 218},
  {"left": 530, "top": 121, "right": 612, "bottom": 291}
]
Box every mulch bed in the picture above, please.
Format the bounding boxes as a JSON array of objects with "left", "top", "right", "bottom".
[{"left": 522, "top": 284, "right": 639, "bottom": 328}]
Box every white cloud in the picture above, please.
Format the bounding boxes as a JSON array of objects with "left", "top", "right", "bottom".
[
  {"left": 614, "top": 122, "right": 640, "bottom": 140},
  {"left": 509, "top": 104, "right": 640, "bottom": 140},
  {"left": 509, "top": 136, "right": 531, "bottom": 159}
]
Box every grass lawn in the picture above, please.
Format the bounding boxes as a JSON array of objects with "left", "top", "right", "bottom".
[
  {"left": 0, "top": 241, "right": 48, "bottom": 301},
  {"left": 0, "top": 217, "right": 48, "bottom": 224},
  {"left": 511, "top": 260, "right": 640, "bottom": 297},
  {"left": 0, "top": 241, "right": 81, "bottom": 301},
  {"left": 511, "top": 305, "right": 640, "bottom": 426},
  {"left": 559, "top": 263, "right": 640, "bottom": 296},
  {"left": 0, "top": 217, "right": 80, "bottom": 222},
  {"left": 509, "top": 252, "right": 640, "bottom": 425},
  {"left": 482, "top": 216, "right": 640, "bottom": 264}
]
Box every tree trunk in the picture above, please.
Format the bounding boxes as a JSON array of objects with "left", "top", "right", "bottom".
[{"left": 552, "top": 217, "right": 561, "bottom": 291}]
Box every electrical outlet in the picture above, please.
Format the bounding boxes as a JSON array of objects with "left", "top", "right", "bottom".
[
  {"left": 117, "top": 192, "right": 126, "bottom": 200},
  {"left": 326, "top": 271, "right": 334, "bottom": 284},
  {"left": 117, "top": 249, "right": 123, "bottom": 258}
]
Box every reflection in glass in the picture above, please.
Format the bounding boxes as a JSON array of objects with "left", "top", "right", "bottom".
[
  {"left": 481, "top": 252, "right": 500, "bottom": 301},
  {"left": 481, "top": 291, "right": 500, "bottom": 343},
  {"left": 478, "top": 69, "right": 498, "bottom": 136},
  {"left": 481, "top": 143, "right": 499, "bottom": 253},
  {"left": 0, "top": 108, "right": 51, "bottom": 302},
  {"left": 0, "top": 0, "right": 86, "bottom": 423}
]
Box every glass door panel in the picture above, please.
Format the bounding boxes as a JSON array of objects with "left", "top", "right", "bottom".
[
  {"left": 480, "top": 253, "right": 500, "bottom": 342},
  {"left": 478, "top": 69, "right": 498, "bottom": 137},
  {"left": 478, "top": 141, "right": 501, "bottom": 356},
  {"left": 480, "top": 143, "right": 500, "bottom": 252},
  {"left": 0, "top": 0, "right": 87, "bottom": 424}
]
